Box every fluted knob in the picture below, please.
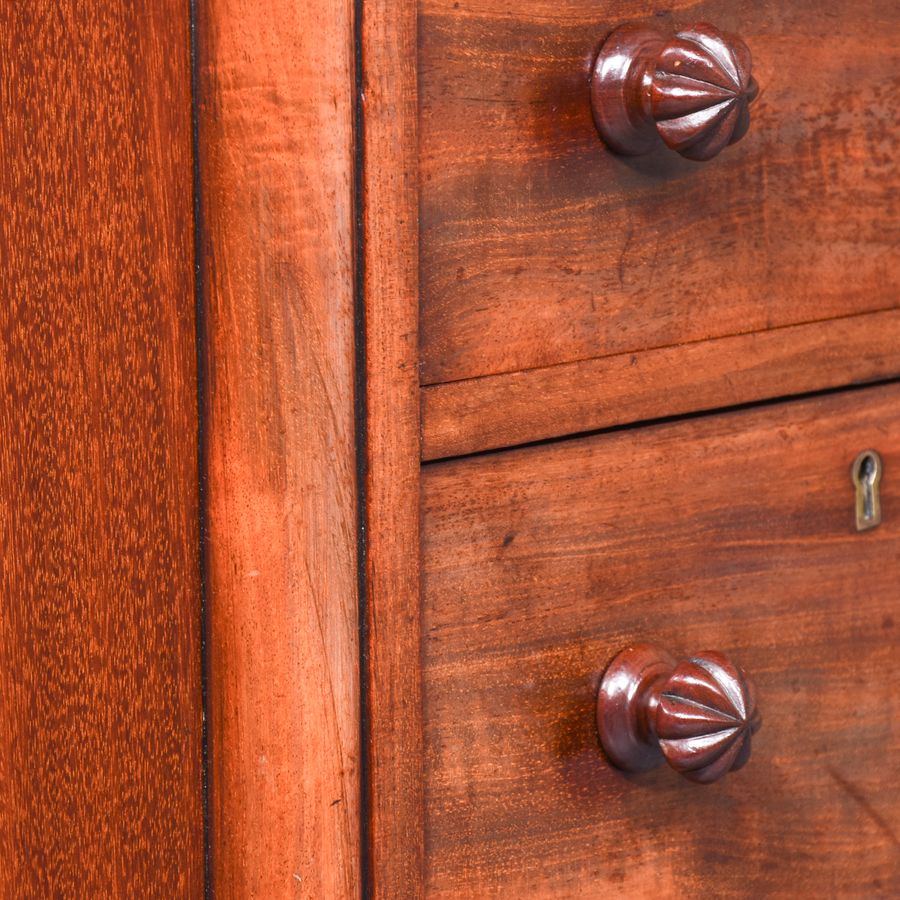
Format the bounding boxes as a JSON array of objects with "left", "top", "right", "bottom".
[
  {"left": 596, "top": 644, "right": 761, "bottom": 783},
  {"left": 591, "top": 22, "right": 759, "bottom": 161}
]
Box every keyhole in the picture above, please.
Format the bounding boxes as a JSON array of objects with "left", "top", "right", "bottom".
[
  {"left": 852, "top": 450, "right": 883, "bottom": 532},
  {"left": 859, "top": 455, "right": 877, "bottom": 520}
]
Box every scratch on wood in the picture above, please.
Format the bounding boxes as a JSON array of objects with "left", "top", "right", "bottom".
[{"left": 827, "top": 765, "right": 900, "bottom": 848}]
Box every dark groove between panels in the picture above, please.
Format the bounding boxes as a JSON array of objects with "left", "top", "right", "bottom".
[
  {"left": 187, "top": 0, "right": 212, "bottom": 895},
  {"left": 351, "top": 0, "right": 372, "bottom": 896}
]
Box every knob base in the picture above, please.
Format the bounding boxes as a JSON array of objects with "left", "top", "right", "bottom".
[
  {"left": 590, "top": 24, "right": 665, "bottom": 156},
  {"left": 596, "top": 644, "right": 675, "bottom": 772}
]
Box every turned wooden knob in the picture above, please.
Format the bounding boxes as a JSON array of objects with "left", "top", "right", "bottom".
[
  {"left": 590, "top": 23, "right": 759, "bottom": 161},
  {"left": 596, "top": 644, "right": 761, "bottom": 783}
]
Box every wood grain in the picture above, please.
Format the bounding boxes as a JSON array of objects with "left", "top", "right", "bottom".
[
  {"left": 0, "top": 2, "right": 203, "bottom": 894},
  {"left": 422, "top": 384, "right": 900, "bottom": 897},
  {"left": 419, "top": 0, "right": 900, "bottom": 385},
  {"left": 360, "top": 0, "right": 426, "bottom": 896},
  {"left": 194, "top": 1, "right": 360, "bottom": 896},
  {"left": 422, "top": 309, "right": 900, "bottom": 459}
]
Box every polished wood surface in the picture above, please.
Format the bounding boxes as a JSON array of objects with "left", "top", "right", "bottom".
[
  {"left": 360, "top": 0, "right": 426, "bottom": 895},
  {"left": 422, "top": 309, "right": 900, "bottom": 459},
  {"left": 195, "top": 1, "right": 360, "bottom": 895},
  {"left": 597, "top": 645, "right": 761, "bottom": 783},
  {"left": 653, "top": 651, "right": 760, "bottom": 782},
  {"left": 422, "top": 384, "right": 900, "bottom": 896},
  {"left": 591, "top": 22, "right": 758, "bottom": 161},
  {"left": 419, "top": 0, "right": 900, "bottom": 386},
  {"left": 0, "top": 2, "right": 203, "bottom": 894}
]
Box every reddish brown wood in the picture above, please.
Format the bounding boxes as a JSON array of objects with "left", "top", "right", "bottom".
[
  {"left": 194, "top": 1, "right": 360, "bottom": 896},
  {"left": 0, "top": 2, "right": 203, "bottom": 894},
  {"left": 360, "top": 0, "right": 426, "bottom": 896},
  {"left": 591, "top": 23, "right": 758, "bottom": 161},
  {"left": 597, "top": 645, "right": 761, "bottom": 783},
  {"left": 421, "top": 383, "right": 900, "bottom": 896},
  {"left": 421, "top": 309, "right": 900, "bottom": 459},
  {"left": 419, "top": 0, "right": 900, "bottom": 386}
]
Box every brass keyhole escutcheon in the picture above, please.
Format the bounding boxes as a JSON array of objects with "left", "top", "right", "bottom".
[{"left": 852, "top": 450, "right": 883, "bottom": 532}]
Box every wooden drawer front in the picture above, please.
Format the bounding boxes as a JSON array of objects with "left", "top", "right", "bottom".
[
  {"left": 421, "top": 384, "right": 900, "bottom": 897},
  {"left": 419, "top": 1, "right": 900, "bottom": 387}
]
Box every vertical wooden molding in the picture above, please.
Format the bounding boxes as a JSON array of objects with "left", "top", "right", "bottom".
[
  {"left": 194, "top": 1, "right": 361, "bottom": 896},
  {"left": 360, "top": 0, "right": 425, "bottom": 896}
]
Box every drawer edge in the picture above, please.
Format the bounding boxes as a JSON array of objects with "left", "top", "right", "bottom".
[{"left": 421, "top": 308, "right": 900, "bottom": 460}]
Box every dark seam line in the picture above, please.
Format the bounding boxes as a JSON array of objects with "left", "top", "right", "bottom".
[
  {"left": 422, "top": 375, "right": 900, "bottom": 466},
  {"left": 352, "top": 0, "right": 371, "bottom": 897},
  {"left": 187, "top": 0, "right": 212, "bottom": 895}
]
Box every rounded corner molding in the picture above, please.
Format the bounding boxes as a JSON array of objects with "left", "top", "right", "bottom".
[
  {"left": 590, "top": 22, "right": 759, "bottom": 162},
  {"left": 597, "top": 643, "right": 761, "bottom": 784}
]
